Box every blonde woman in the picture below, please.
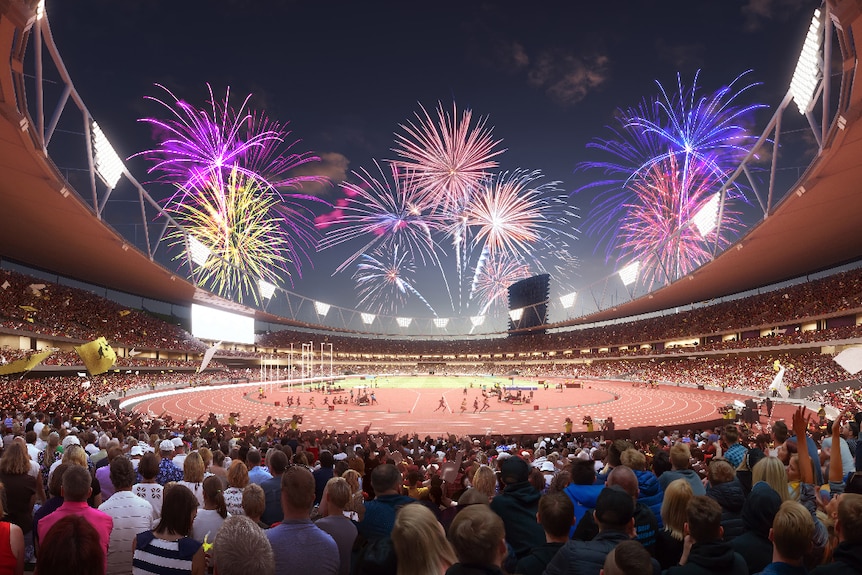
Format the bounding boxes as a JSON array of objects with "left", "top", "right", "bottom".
[
  {"left": 178, "top": 452, "right": 206, "bottom": 506},
  {"left": 656, "top": 478, "right": 693, "bottom": 569},
  {"left": 391, "top": 504, "right": 456, "bottom": 575},
  {"left": 472, "top": 465, "right": 498, "bottom": 501},
  {"left": 752, "top": 456, "right": 789, "bottom": 502},
  {"left": 341, "top": 469, "right": 365, "bottom": 521},
  {"left": 223, "top": 461, "right": 249, "bottom": 516}
]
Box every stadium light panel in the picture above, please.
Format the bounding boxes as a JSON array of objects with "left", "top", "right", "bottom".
[
  {"left": 314, "top": 301, "right": 331, "bottom": 316},
  {"left": 90, "top": 121, "right": 125, "bottom": 188},
  {"left": 509, "top": 308, "right": 524, "bottom": 322},
  {"left": 560, "top": 292, "right": 577, "bottom": 309},
  {"left": 470, "top": 315, "right": 485, "bottom": 326},
  {"left": 396, "top": 317, "right": 412, "bottom": 328},
  {"left": 618, "top": 261, "right": 640, "bottom": 286},
  {"left": 433, "top": 318, "right": 449, "bottom": 328},
  {"left": 360, "top": 312, "right": 376, "bottom": 324},
  {"left": 790, "top": 9, "right": 822, "bottom": 115},
  {"left": 258, "top": 280, "right": 276, "bottom": 300},
  {"left": 188, "top": 235, "right": 210, "bottom": 266},
  {"left": 692, "top": 193, "right": 720, "bottom": 236}
]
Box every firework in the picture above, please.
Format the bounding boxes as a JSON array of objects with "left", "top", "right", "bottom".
[
  {"left": 137, "top": 84, "right": 328, "bottom": 293},
  {"left": 393, "top": 101, "right": 505, "bottom": 213},
  {"left": 167, "top": 168, "right": 291, "bottom": 304},
  {"left": 468, "top": 251, "right": 531, "bottom": 315},
  {"left": 352, "top": 246, "right": 437, "bottom": 316},
  {"left": 577, "top": 71, "right": 763, "bottom": 287}
]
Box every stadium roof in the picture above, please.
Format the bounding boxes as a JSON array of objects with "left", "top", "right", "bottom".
[{"left": 1, "top": 0, "right": 861, "bottom": 333}]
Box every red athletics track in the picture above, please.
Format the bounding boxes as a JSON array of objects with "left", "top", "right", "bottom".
[{"left": 128, "top": 378, "right": 803, "bottom": 436}]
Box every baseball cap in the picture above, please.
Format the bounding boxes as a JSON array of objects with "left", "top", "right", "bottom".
[
  {"left": 541, "top": 461, "right": 555, "bottom": 472},
  {"left": 500, "top": 456, "right": 530, "bottom": 484},
  {"left": 594, "top": 486, "right": 635, "bottom": 526},
  {"left": 61, "top": 435, "right": 80, "bottom": 449},
  {"left": 171, "top": 437, "right": 183, "bottom": 448},
  {"left": 159, "top": 439, "right": 175, "bottom": 452},
  {"left": 130, "top": 445, "right": 144, "bottom": 456}
]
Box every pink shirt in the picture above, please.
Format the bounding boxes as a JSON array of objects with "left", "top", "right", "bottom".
[{"left": 37, "top": 501, "right": 113, "bottom": 571}]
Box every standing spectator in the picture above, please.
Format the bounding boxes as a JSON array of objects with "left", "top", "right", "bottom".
[
  {"left": 563, "top": 459, "right": 604, "bottom": 537},
  {"left": 266, "top": 467, "right": 339, "bottom": 575},
  {"left": 0, "top": 483, "right": 24, "bottom": 575},
  {"left": 134, "top": 452, "right": 163, "bottom": 518},
  {"left": 446, "top": 505, "right": 507, "bottom": 575},
  {"left": 36, "top": 516, "right": 103, "bottom": 575},
  {"left": 601, "top": 540, "right": 655, "bottom": 575},
  {"left": 341, "top": 468, "right": 366, "bottom": 522},
  {"left": 0, "top": 441, "right": 39, "bottom": 562},
  {"left": 38, "top": 465, "right": 113, "bottom": 573},
  {"left": 488, "top": 456, "right": 545, "bottom": 560},
  {"left": 515, "top": 493, "right": 573, "bottom": 575},
  {"left": 191, "top": 476, "right": 228, "bottom": 544},
  {"left": 721, "top": 425, "right": 748, "bottom": 470},
  {"left": 656, "top": 479, "right": 694, "bottom": 570},
  {"left": 241, "top": 484, "right": 268, "bottom": 529},
  {"left": 392, "top": 503, "right": 455, "bottom": 575},
  {"left": 810, "top": 493, "right": 862, "bottom": 574},
  {"left": 358, "top": 464, "right": 415, "bottom": 542},
  {"left": 246, "top": 449, "right": 272, "bottom": 486},
  {"left": 620, "top": 449, "right": 664, "bottom": 529},
  {"left": 704, "top": 460, "right": 745, "bottom": 542},
  {"left": 261, "top": 450, "right": 288, "bottom": 525},
  {"left": 313, "top": 451, "right": 335, "bottom": 505},
  {"left": 95, "top": 446, "right": 123, "bottom": 502},
  {"left": 756, "top": 500, "right": 812, "bottom": 575},
  {"left": 156, "top": 440, "right": 183, "bottom": 485},
  {"left": 730, "top": 481, "right": 782, "bottom": 575},
  {"left": 132, "top": 483, "right": 205, "bottom": 575},
  {"left": 658, "top": 443, "right": 706, "bottom": 496},
  {"left": 99, "top": 456, "right": 155, "bottom": 575},
  {"left": 177, "top": 452, "right": 207, "bottom": 507},
  {"left": 662, "top": 496, "right": 746, "bottom": 575},
  {"left": 223, "top": 461, "right": 249, "bottom": 516},
  {"left": 212, "top": 516, "right": 274, "bottom": 575},
  {"left": 316, "top": 477, "right": 359, "bottom": 575}
]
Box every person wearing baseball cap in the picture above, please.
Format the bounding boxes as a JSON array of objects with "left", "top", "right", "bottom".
[
  {"left": 489, "top": 456, "right": 545, "bottom": 560},
  {"left": 156, "top": 439, "right": 183, "bottom": 485}
]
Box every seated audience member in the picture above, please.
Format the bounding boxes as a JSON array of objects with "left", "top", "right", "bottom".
[
  {"left": 658, "top": 443, "right": 706, "bottom": 496},
  {"left": 37, "top": 464, "right": 113, "bottom": 571},
  {"left": 488, "top": 456, "right": 545, "bottom": 560},
  {"left": 260, "top": 450, "right": 288, "bottom": 525},
  {"left": 32, "top": 463, "right": 70, "bottom": 548},
  {"left": 656, "top": 479, "right": 694, "bottom": 570},
  {"left": 620, "top": 449, "right": 664, "bottom": 529},
  {"left": 223, "top": 461, "right": 249, "bottom": 516},
  {"left": 98, "top": 455, "right": 155, "bottom": 575},
  {"left": 156, "top": 440, "right": 184, "bottom": 485},
  {"left": 564, "top": 459, "right": 605, "bottom": 537},
  {"left": 266, "top": 466, "right": 338, "bottom": 575},
  {"left": 0, "top": 483, "right": 24, "bottom": 575},
  {"left": 516, "top": 492, "right": 573, "bottom": 575},
  {"left": 601, "top": 540, "right": 655, "bottom": 575},
  {"left": 446, "top": 504, "right": 507, "bottom": 575},
  {"left": 317, "top": 477, "right": 359, "bottom": 575},
  {"left": 132, "top": 483, "right": 204, "bottom": 575},
  {"left": 241, "top": 483, "right": 268, "bottom": 529},
  {"left": 134, "top": 452, "right": 164, "bottom": 518},
  {"left": 192, "top": 475, "right": 229, "bottom": 543},
  {"left": 757, "top": 500, "right": 813, "bottom": 575},
  {"left": 703, "top": 460, "right": 745, "bottom": 541},
  {"left": 37, "top": 515, "right": 104, "bottom": 575},
  {"left": 392, "top": 503, "right": 456, "bottom": 575},
  {"left": 358, "top": 464, "right": 415, "bottom": 542},
  {"left": 545, "top": 486, "right": 637, "bottom": 575},
  {"left": 729, "top": 481, "right": 782, "bottom": 575},
  {"left": 212, "top": 515, "right": 275, "bottom": 575},
  {"left": 663, "top": 496, "right": 746, "bottom": 575},
  {"left": 247, "top": 449, "right": 272, "bottom": 486},
  {"left": 811, "top": 493, "right": 862, "bottom": 574}
]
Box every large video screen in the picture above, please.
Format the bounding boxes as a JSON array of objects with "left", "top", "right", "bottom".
[{"left": 191, "top": 304, "right": 255, "bottom": 344}]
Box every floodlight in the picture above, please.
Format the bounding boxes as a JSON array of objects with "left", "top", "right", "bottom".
[
  {"left": 433, "top": 318, "right": 449, "bottom": 328},
  {"left": 560, "top": 292, "right": 577, "bottom": 309},
  {"left": 314, "top": 301, "right": 331, "bottom": 316},
  {"left": 258, "top": 280, "right": 276, "bottom": 300},
  {"left": 692, "top": 193, "right": 720, "bottom": 236},
  {"left": 90, "top": 121, "right": 125, "bottom": 188},
  {"left": 790, "top": 9, "right": 822, "bottom": 115},
  {"left": 618, "top": 261, "right": 640, "bottom": 286},
  {"left": 361, "top": 312, "right": 376, "bottom": 325},
  {"left": 396, "top": 317, "right": 412, "bottom": 327},
  {"left": 188, "top": 235, "right": 210, "bottom": 266},
  {"left": 470, "top": 315, "right": 485, "bottom": 326},
  {"left": 509, "top": 308, "right": 524, "bottom": 322}
]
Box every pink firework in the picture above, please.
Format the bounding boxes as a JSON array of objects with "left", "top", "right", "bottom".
[
  {"left": 470, "top": 252, "right": 531, "bottom": 315},
  {"left": 392, "top": 101, "right": 505, "bottom": 213}
]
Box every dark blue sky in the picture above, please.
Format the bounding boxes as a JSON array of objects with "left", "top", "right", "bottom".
[{"left": 45, "top": 0, "right": 820, "bottom": 324}]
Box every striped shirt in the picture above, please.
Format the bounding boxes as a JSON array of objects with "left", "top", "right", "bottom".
[
  {"left": 100, "top": 491, "right": 156, "bottom": 575},
  {"left": 132, "top": 531, "right": 201, "bottom": 575}
]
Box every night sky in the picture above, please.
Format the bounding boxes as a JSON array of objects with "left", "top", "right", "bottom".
[{"left": 44, "top": 0, "right": 820, "bottom": 326}]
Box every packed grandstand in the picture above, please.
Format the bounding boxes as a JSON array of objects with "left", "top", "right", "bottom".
[{"left": 3, "top": 0, "right": 862, "bottom": 574}]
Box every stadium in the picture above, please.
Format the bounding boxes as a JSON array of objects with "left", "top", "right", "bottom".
[{"left": 1, "top": 0, "right": 862, "bottom": 572}]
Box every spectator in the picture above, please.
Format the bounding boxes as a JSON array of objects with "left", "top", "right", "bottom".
[
  {"left": 223, "top": 461, "right": 249, "bottom": 516},
  {"left": 704, "top": 460, "right": 745, "bottom": 542},
  {"left": 663, "top": 496, "right": 746, "bottom": 575},
  {"left": 177, "top": 452, "right": 207, "bottom": 506},
  {"left": 32, "top": 463, "right": 70, "bottom": 549},
  {"left": 212, "top": 515, "right": 275, "bottom": 575},
  {"left": 488, "top": 456, "right": 545, "bottom": 560},
  {"left": 544, "top": 486, "right": 637, "bottom": 575},
  {"left": 192, "top": 475, "right": 229, "bottom": 543},
  {"left": 446, "top": 504, "right": 507, "bottom": 575},
  {"left": 316, "top": 477, "right": 359, "bottom": 575},
  {"left": 656, "top": 479, "right": 694, "bottom": 570},
  {"left": 99, "top": 456, "right": 155, "bottom": 575},
  {"left": 37, "top": 465, "right": 113, "bottom": 572},
  {"left": 260, "top": 450, "right": 287, "bottom": 525},
  {"left": 358, "top": 464, "right": 415, "bottom": 542},
  {"left": 313, "top": 450, "right": 334, "bottom": 504},
  {"left": 392, "top": 503, "right": 456, "bottom": 575},
  {"left": 620, "top": 449, "right": 664, "bottom": 529},
  {"left": 37, "top": 515, "right": 104, "bottom": 575},
  {"left": 730, "top": 481, "right": 782, "bottom": 575},
  {"left": 246, "top": 449, "right": 272, "bottom": 486},
  {"left": 601, "top": 540, "right": 655, "bottom": 575},
  {"left": 658, "top": 443, "right": 706, "bottom": 496},
  {"left": 0, "top": 441, "right": 39, "bottom": 562},
  {"left": 0, "top": 482, "right": 24, "bottom": 575},
  {"left": 134, "top": 452, "right": 164, "bottom": 518},
  {"left": 241, "top": 484, "right": 268, "bottom": 529},
  {"left": 341, "top": 468, "right": 366, "bottom": 522},
  {"left": 721, "top": 426, "right": 748, "bottom": 470},
  {"left": 757, "top": 500, "right": 813, "bottom": 575},
  {"left": 266, "top": 466, "right": 338, "bottom": 575},
  {"left": 132, "top": 483, "right": 205, "bottom": 575},
  {"left": 515, "top": 492, "right": 573, "bottom": 575},
  {"left": 156, "top": 440, "right": 184, "bottom": 485},
  {"left": 563, "top": 459, "right": 604, "bottom": 538},
  {"left": 811, "top": 493, "right": 862, "bottom": 574},
  {"left": 472, "top": 465, "right": 497, "bottom": 501}
]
